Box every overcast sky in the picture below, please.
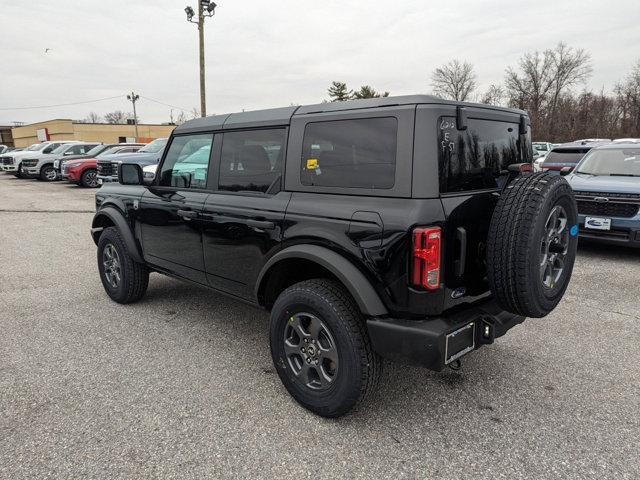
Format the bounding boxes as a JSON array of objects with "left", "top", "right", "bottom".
[{"left": 1, "top": 0, "right": 638, "bottom": 125}]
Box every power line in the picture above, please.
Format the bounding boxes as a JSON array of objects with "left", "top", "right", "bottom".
[
  {"left": 0, "top": 95, "right": 125, "bottom": 111},
  {"left": 139, "top": 95, "right": 192, "bottom": 113}
]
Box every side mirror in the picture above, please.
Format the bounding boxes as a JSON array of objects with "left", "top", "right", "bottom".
[
  {"left": 43, "top": 147, "right": 54, "bottom": 154},
  {"left": 118, "top": 163, "right": 143, "bottom": 185},
  {"left": 64, "top": 151, "right": 74, "bottom": 156},
  {"left": 560, "top": 166, "right": 572, "bottom": 176}
]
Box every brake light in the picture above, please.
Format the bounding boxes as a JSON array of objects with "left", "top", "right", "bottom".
[{"left": 412, "top": 227, "right": 441, "bottom": 290}]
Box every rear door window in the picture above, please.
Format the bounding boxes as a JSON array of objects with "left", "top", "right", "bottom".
[
  {"left": 301, "top": 117, "right": 397, "bottom": 189},
  {"left": 218, "top": 129, "right": 286, "bottom": 193},
  {"left": 438, "top": 117, "right": 529, "bottom": 193}
]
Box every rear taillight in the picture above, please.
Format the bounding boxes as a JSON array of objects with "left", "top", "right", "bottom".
[{"left": 412, "top": 227, "right": 441, "bottom": 290}]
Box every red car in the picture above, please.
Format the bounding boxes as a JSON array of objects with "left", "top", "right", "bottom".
[
  {"left": 62, "top": 157, "right": 100, "bottom": 187},
  {"left": 61, "top": 144, "right": 143, "bottom": 187}
]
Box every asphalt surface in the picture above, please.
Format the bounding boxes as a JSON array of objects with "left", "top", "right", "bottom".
[{"left": 1, "top": 173, "right": 638, "bottom": 479}]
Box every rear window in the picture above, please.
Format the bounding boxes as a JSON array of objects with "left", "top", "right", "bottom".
[
  {"left": 301, "top": 117, "right": 397, "bottom": 189},
  {"left": 438, "top": 117, "right": 529, "bottom": 193},
  {"left": 543, "top": 149, "right": 589, "bottom": 165}
]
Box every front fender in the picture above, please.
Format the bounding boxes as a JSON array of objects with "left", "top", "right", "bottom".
[
  {"left": 256, "top": 244, "right": 388, "bottom": 317},
  {"left": 91, "top": 206, "right": 143, "bottom": 263}
]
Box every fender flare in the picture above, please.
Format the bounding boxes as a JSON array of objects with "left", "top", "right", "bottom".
[
  {"left": 91, "top": 206, "right": 144, "bottom": 263},
  {"left": 255, "top": 244, "right": 388, "bottom": 317}
]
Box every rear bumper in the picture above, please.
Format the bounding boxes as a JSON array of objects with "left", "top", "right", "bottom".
[{"left": 366, "top": 298, "right": 524, "bottom": 371}]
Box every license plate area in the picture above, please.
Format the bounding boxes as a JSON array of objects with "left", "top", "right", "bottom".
[
  {"left": 445, "top": 322, "right": 475, "bottom": 364},
  {"left": 585, "top": 217, "right": 611, "bottom": 231}
]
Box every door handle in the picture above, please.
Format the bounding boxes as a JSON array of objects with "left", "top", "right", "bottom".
[
  {"left": 177, "top": 209, "right": 198, "bottom": 220},
  {"left": 246, "top": 219, "right": 275, "bottom": 230}
]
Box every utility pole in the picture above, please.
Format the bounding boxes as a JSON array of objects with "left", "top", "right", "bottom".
[
  {"left": 185, "top": 1, "right": 217, "bottom": 118},
  {"left": 127, "top": 92, "right": 140, "bottom": 140}
]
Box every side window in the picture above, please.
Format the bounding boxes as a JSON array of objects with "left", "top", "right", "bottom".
[
  {"left": 72, "top": 144, "right": 91, "bottom": 154},
  {"left": 219, "top": 129, "right": 286, "bottom": 193},
  {"left": 438, "top": 117, "right": 525, "bottom": 193},
  {"left": 301, "top": 117, "right": 397, "bottom": 189},
  {"left": 159, "top": 133, "right": 214, "bottom": 189}
]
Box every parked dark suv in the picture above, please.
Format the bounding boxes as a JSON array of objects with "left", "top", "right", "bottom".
[{"left": 91, "top": 95, "right": 578, "bottom": 417}]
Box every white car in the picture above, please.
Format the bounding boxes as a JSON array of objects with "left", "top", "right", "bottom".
[
  {"left": 21, "top": 141, "right": 100, "bottom": 181},
  {"left": 1, "top": 141, "right": 75, "bottom": 177}
]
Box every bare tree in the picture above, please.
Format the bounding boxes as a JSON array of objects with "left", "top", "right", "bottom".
[
  {"left": 431, "top": 60, "right": 477, "bottom": 101},
  {"left": 505, "top": 42, "right": 592, "bottom": 138},
  {"left": 547, "top": 42, "right": 593, "bottom": 133},
  {"left": 615, "top": 59, "right": 640, "bottom": 136},
  {"left": 104, "top": 110, "right": 131, "bottom": 124},
  {"left": 83, "top": 111, "right": 102, "bottom": 123},
  {"left": 479, "top": 84, "right": 505, "bottom": 106}
]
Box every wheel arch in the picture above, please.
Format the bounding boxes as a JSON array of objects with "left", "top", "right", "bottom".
[
  {"left": 256, "top": 245, "right": 388, "bottom": 317},
  {"left": 91, "top": 206, "right": 143, "bottom": 263}
]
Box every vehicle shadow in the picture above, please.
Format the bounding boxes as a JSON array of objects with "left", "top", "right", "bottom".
[
  {"left": 577, "top": 240, "right": 640, "bottom": 260},
  {"left": 137, "top": 274, "right": 537, "bottom": 427}
]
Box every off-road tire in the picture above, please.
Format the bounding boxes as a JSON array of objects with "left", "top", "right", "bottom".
[
  {"left": 80, "top": 168, "right": 99, "bottom": 188},
  {"left": 97, "top": 226, "right": 149, "bottom": 304},
  {"left": 487, "top": 173, "right": 578, "bottom": 318},
  {"left": 270, "top": 279, "right": 382, "bottom": 417}
]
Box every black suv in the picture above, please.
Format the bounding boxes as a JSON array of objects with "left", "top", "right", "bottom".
[{"left": 92, "top": 95, "right": 578, "bottom": 417}]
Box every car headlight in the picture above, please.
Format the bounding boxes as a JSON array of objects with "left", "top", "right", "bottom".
[{"left": 67, "top": 162, "right": 82, "bottom": 168}]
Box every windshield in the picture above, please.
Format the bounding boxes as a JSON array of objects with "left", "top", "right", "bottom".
[
  {"left": 138, "top": 138, "right": 168, "bottom": 153},
  {"left": 96, "top": 146, "right": 125, "bottom": 157},
  {"left": 51, "top": 144, "right": 70, "bottom": 154},
  {"left": 575, "top": 148, "right": 640, "bottom": 176},
  {"left": 28, "top": 143, "right": 47, "bottom": 151},
  {"left": 85, "top": 144, "right": 107, "bottom": 157},
  {"left": 543, "top": 149, "right": 589, "bottom": 165}
]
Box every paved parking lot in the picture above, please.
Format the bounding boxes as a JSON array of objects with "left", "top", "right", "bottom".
[{"left": 1, "top": 173, "right": 639, "bottom": 479}]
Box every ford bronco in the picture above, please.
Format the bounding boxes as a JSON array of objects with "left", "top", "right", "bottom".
[{"left": 91, "top": 95, "right": 578, "bottom": 417}]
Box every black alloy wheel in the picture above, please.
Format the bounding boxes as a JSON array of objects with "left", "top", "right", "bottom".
[
  {"left": 102, "top": 243, "right": 122, "bottom": 288},
  {"left": 283, "top": 312, "right": 339, "bottom": 391},
  {"left": 539, "top": 205, "right": 569, "bottom": 289}
]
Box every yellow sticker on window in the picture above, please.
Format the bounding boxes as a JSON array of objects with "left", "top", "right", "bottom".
[{"left": 306, "top": 158, "right": 318, "bottom": 170}]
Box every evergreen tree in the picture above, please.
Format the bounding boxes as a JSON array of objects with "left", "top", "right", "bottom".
[
  {"left": 327, "top": 81, "right": 353, "bottom": 102},
  {"left": 352, "top": 85, "right": 390, "bottom": 99}
]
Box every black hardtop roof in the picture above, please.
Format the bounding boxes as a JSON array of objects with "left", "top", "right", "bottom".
[{"left": 174, "top": 95, "right": 527, "bottom": 133}]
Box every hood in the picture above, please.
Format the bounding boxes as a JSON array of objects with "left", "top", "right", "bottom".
[
  {"left": 99, "top": 151, "right": 163, "bottom": 165},
  {"left": 568, "top": 173, "right": 640, "bottom": 194},
  {"left": 60, "top": 153, "right": 92, "bottom": 162},
  {"left": 2, "top": 150, "right": 43, "bottom": 159}
]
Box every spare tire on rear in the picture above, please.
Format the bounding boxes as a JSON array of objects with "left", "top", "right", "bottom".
[{"left": 487, "top": 173, "right": 578, "bottom": 318}]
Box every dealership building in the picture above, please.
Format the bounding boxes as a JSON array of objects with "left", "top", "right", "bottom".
[{"left": 11, "top": 119, "right": 175, "bottom": 147}]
